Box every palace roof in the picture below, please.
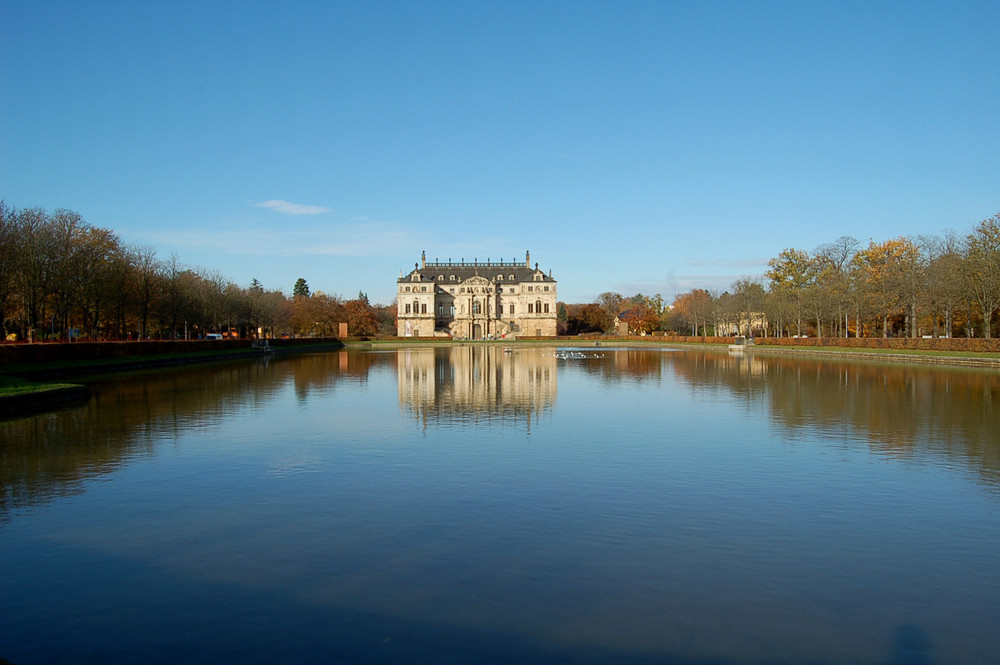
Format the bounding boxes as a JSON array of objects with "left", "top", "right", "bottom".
[{"left": 399, "top": 253, "right": 556, "bottom": 284}]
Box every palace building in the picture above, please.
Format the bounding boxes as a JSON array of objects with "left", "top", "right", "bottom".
[{"left": 397, "top": 251, "right": 557, "bottom": 338}]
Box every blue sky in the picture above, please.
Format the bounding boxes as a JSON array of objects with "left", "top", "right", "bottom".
[{"left": 2, "top": 1, "right": 998, "bottom": 305}]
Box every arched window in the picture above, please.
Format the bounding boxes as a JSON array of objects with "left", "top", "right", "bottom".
[
  {"left": 413, "top": 299, "right": 419, "bottom": 313},
  {"left": 536, "top": 300, "right": 542, "bottom": 314}
]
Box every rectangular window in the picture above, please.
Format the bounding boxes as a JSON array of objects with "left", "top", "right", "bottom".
[
  {"left": 438, "top": 305, "right": 444, "bottom": 315},
  {"left": 405, "top": 304, "right": 411, "bottom": 314},
  {"left": 544, "top": 286, "right": 549, "bottom": 291},
  {"left": 509, "top": 304, "right": 515, "bottom": 315},
  {"left": 528, "top": 286, "right": 533, "bottom": 292},
  {"left": 544, "top": 303, "right": 549, "bottom": 313},
  {"left": 421, "top": 303, "right": 427, "bottom": 314},
  {"left": 528, "top": 304, "right": 534, "bottom": 314}
]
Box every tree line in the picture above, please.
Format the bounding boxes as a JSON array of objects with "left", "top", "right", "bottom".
[
  {"left": 4, "top": 200, "right": 997, "bottom": 341},
  {"left": 0, "top": 201, "right": 395, "bottom": 341},
  {"left": 559, "top": 212, "right": 1000, "bottom": 339}
]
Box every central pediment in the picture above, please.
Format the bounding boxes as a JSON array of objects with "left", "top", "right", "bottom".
[{"left": 462, "top": 275, "right": 492, "bottom": 286}]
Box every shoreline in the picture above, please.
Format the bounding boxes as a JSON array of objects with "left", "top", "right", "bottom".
[
  {"left": 4, "top": 337, "right": 996, "bottom": 419},
  {"left": 0, "top": 384, "right": 91, "bottom": 417},
  {"left": 1, "top": 341, "right": 345, "bottom": 382},
  {"left": 0, "top": 341, "right": 344, "bottom": 419},
  {"left": 346, "top": 338, "right": 1000, "bottom": 368}
]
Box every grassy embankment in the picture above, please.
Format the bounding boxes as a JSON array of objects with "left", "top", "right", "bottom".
[
  {"left": 0, "top": 348, "right": 254, "bottom": 411},
  {"left": 0, "top": 339, "right": 344, "bottom": 413},
  {"left": 0, "top": 375, "right": 79, "bottom": 397}
]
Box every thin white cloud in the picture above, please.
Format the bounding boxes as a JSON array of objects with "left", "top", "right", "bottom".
[{"left": 254, "top": 199, "right": 332, "bottom": 215}]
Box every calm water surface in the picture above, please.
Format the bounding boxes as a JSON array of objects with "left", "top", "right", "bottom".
[{"left": 2, "top": 346, "right": 999, "bottom": 664}]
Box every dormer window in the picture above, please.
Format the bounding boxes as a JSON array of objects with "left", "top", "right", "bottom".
[{"left": 497, "top": 274, "right": 504, "bottom": 281}]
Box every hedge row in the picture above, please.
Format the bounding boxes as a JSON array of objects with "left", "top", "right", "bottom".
[{"left": 754, "top": 336, "right": 1000, "bottom": 353}]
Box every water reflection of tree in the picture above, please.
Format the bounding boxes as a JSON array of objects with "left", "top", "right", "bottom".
[
  {"left": 0, "top": 352, "right": 391, "bottom": 521},
  {"left": 574, "top": 348, "right": 667, "bottom": 384},
  {"left": 670, "top": 351, "right": 1000, "bottom": 489},
  {"left": 290, "top": 350, "right": 389, "bottom": 401}
]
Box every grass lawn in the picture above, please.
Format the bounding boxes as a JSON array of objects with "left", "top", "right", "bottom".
[{"left": 0, "top": 375, "right": 80, "bottom": 397}]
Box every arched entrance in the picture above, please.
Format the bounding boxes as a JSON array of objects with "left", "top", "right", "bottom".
[{"left": 472, "top": 323, "right": 482, "bottom": 339}]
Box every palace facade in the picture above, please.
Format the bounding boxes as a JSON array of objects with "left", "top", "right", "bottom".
[{"left": 397, "top": 251, "right": 557, "bottom": 338}]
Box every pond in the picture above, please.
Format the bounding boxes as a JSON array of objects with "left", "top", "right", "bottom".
[{"left": 2, "top": 346, "right": 999, "bottom": 664}]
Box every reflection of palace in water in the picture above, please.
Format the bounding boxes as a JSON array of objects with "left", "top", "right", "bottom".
[{"left": 398, "top": 346, "right": 556, "bottom": 426}]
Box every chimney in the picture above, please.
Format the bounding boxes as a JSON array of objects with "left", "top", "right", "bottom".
[
  {"left": 421, "top": 250, "right": 426, "bottom": 269},
  {"left": 525, "top": 250, "right": 530, "bottom": 268}
]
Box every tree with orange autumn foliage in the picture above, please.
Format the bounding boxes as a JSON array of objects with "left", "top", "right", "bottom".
[
  {"left": 343, "top": 298, "right": 378, "bottom": 337},
  {"left": 672, "top": 289, "right": 713, "bottom": 336},
  {"left": 563, "top": 303, "right": 609, "bottom": 334},
  {"left": 852, "top": 237, "right": 921, "bottom": 337},
  {"left": 620, "top": 301, "right": 660, "bottom": 335}
]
